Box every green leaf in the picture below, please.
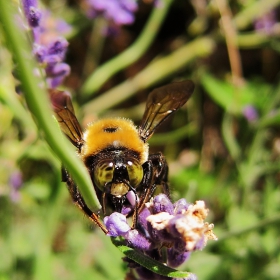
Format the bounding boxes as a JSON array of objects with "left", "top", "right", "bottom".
[
  {"left": 201, "top": 73, "right": 265, "bottom": 114},
  {"left": 111, "top": 237, "right": 194, "bottom": 278},
  {"left": 260, "top": 109, "right": 280, "bottom": 127}
]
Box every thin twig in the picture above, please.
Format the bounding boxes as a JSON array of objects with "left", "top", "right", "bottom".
[{"left": 216, "top": 0, "right": 244, "bottom": 87}]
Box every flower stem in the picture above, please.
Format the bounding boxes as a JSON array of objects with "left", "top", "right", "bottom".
[
  {"left": 0, "top": 1, "right": 101, "bottom": 211},
  {"left": 83, "top": 36, "right": 215, "bottom": 115},
  {"left": 81, "top": 0, "right": 174, "bottom": 97}
]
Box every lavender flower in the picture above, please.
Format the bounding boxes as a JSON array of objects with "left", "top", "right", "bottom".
[
  {"left": 243, "top": 105, "right": 258, "bottom": 122},
  {"left": 21, "top": 0, "right": 71, "bottom": 88},
  {"left": 84, "top": 0, "right": 138, "bottom": 25},
  {"left": 104, "top": 212, "right": 130, "bottom": 237},
  {"left": 22, "top": 0, "right": 41, "bottom": 27},
  {"left": 104, "top": 194, "right": 217, "bottom": 279},
  {"left": 9, "top": 171, "right": 23, "bottom": 202},
  {"left": 254, "top": 10, "right": 277, "bottom": 35}
]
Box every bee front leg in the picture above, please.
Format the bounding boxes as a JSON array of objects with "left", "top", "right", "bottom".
[
  {"left": 132, "top": 153, "right": 169, "bottom": 229},
  {"left": 148, "top": 152, "right": 170, "bottom": 197},
  {"left": 137, "top": 152, "right": 170, "bottom": 211},
  {"left": 61, "top": 167, "right": 108, "bottom": 234}
]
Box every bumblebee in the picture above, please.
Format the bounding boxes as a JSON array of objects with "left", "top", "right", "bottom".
[{"left": 50, "top": 80, "right": 194, "bottom": 234}]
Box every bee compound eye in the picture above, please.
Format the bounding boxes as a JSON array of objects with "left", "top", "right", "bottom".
[
  {"left": 126, "top": 160, "right": 143, "bottom": 188},
  {"left": 94, "top": 161, "right": 114, "bottom": 191}
]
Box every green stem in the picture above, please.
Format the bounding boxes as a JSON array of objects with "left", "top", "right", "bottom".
[
  {"left": 34, "top": 181, "right": 67, "bottom": 280},
  {"left": 234, "top": 0, "right": 280, "bottom": 30},
  {"left": 81, "top": 0, "right": 173, "bottom": 97},
  {"left": 149, "top": 122, "right": 197, "bottom": 145},
  {"left": 0, "top": 80, "right": 36, "bottom": 131},
  {"left": 221, "top": 113, "right": 241, "bottom": 162},
  {"left": 240, "top": 85, "right": 280, "bottom": 192},
  {"left": 81, "top": 17, "right": 107, "bottom": 80},
  {"left": 210, "top": 213, "right": 280, "bottom": 246},
  {"left": 0, "top": 1, "right": 101, "bottom": 211},
  {"left": 237, "top": 32, "right": 270, "bottom": 48},
  {"left": 83, "top": 36, "right": 215, "bottom": 115}
]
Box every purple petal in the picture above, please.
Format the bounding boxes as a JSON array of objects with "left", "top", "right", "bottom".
[
  {"left": 9, "top": 171, "right": 23, "bottom": 202},
  {"left": 22, "top": 0, "right": 41, "bottom": 27},
  {"left": 124, "top": 229, "right": 153, "bottom": 251},
  {"left": 121, "top": 205, "right": 133, "bottom": 216},
  {"left": 47, "top": 76, "right": 64, "bottom": 88},
  {"left": 165, "top": 214, "right": 185, "bottom": 239},
  {"left": 121, "top": 0, "right": 138, "bottom": 12},
  {"left": 138, "top": 207, "right": 151, "bottom": 231},
  {"left": 173, "top": 198, "right": 189, "bottom": 214},
  {"left": 56, "top": 19, "right": 72, "bottom": 35},
  {"left": 104, "top": 212, "right": 130, "bottom": 237},
  {"left": 43, "top": 55, "right": 61, "bottom": 66},
  {"left": 167, "top": 248, "right": 191, "bottom": 268},
  {"left": 33, "top": 43, "right": 47, "bottom": 63},
  {"left": 46, "top": 63, "right": 70, "bottom": 77},
  {"left": 152, "top": 194, "right": 174, "bottom": 215},
  {"left": 113, "top": 11, "right": 135, "bottom": 25},
  {"left": 9, "top": 171, "right": 23, "bottom": 190},
  {"left": 46, "top": 62, "right": 70, "bottom": 87},
  {"left": 146, "top": 216, "right": 175, "bottom": 243},
  {"left": 85, "top": 0, "right": 137, "bottom": 25},
  {"left": 193, "top": 236, "right": 205, "bottom": 251},
  {"left": 254, "top": 10, "right": 277, "bottom": 34},
  {"left": 243, "top": 105, "right": 258, "bottom": 122},
  {"left": 47, "top": 39, "right": 68, "bottom": 58}
]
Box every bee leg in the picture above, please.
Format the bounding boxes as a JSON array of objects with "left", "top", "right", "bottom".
[
  {"left": 148, "top": 152, "right": 170, "bottom": 197},
  {"left": 102, "top": 192, "right": 107, "bottom": 215},
  {"left": 61, "top": 167, "right": 108, "bottom": 234},
  {"left": 132, "top": 153, "right": 169, "bottom": 229},
  {"left": 130, "top": 161, "right": 153, "bottom": 229}
]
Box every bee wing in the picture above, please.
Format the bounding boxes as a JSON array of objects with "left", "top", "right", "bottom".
[
  {"left": 49, "top": 89, "right": 84, "bottom": 149},
  {"left": 139, "top": 80, "right": 195, "bottom": 142}
]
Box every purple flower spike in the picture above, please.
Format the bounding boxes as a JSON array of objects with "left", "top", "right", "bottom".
[
  {"left": 104, "top": 212, "right": 130, "bottom": 237},
  {"left": 243, "top": 105, "right": 258, "bottom": 122},
  {"left": 21, "top": 1, "right": 71, "bottom": 87},
  {"left": 22, "top": 0, "right": 41, "bottom": 27},
  {"left": 9, "top": 171, "right": 23, "bottom": 202},
  {"left": 254, "top": 10, "right": 277, "bottom": 35},
  {"left": 102, "top": 197, "right": 215, "bottom": 278},
  {"left": 85, "top": 0, "right": 138, "bottom": 26}
]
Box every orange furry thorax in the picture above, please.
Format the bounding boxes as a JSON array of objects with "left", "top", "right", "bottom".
[{"left": 81, "top": 118, "right": 149, "bottom": 164}]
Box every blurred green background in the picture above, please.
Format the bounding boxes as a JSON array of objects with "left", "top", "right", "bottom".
[{"left": 1, "top": 0, "right": 280, "bottom": 279}]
